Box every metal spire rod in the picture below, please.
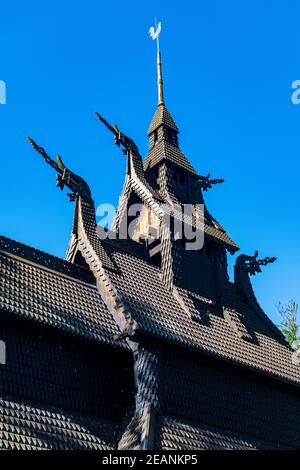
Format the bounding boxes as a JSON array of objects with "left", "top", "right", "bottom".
[
  {"left": 149, "top": 19, "right": 164, "bottom": 106},
  {"left": 154, "top": 17, "right": 160, "bottom": 53}
]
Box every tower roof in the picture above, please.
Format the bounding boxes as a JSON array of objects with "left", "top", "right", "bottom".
[
  {"left": 147, "top": 104, "right": 179, "bottom": 135},
  {"left": 145, "top": 48, "right": 198, "bottom": 176},
  {"left": 144, "top": 136, "right": 198, "bottom": 175}
]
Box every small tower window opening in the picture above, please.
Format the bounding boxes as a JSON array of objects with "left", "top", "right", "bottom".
[{"left": 153, "top": 129, "right": 158, "bottom": 144}]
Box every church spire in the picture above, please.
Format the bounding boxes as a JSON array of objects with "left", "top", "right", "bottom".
[
  {"left": 149, "top": 19, "right": 164, "bottom": 106},
  {"left": 157, "top": 50, "right": 164, "bottom": 106},
  {"left": 145, "top": 21, "right": 198, "bottom": 177},
  {"left": 148, "top": 20, "right": 178, "bottom": 134}
]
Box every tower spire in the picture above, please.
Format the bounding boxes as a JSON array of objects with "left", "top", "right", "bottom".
[
  {"left": 157, "top": 49, "right": 164, "bottom": 106},
  {"left": 149, "top": 19, "right": 164, "bottom": 106}
]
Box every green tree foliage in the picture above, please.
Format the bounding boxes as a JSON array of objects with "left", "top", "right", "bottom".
[{"left": 277, "top": 299, "right": 299, "bottom": 347}]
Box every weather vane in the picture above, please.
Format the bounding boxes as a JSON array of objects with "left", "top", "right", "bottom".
[
  {"left": 149, "top": 18, "right": 162, "bottom": 52},
  {"left": 149, "top": 19, "right": 164, "bottom": 106}
]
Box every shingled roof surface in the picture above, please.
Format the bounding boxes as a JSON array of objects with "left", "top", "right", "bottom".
[
  {"left": 1, "top": 233, "right": 298, "bottom": 387},
  {"left": 155, "top": 417, "right": 291, "bottom": 450},
  {"left": 144, "top": 139, "right": 198, "bottom": 175},
  {"left": 0, "top": 396, "right": 118, "bottom": 450},
  {"left": 98, "top": 237, "right": 300, "bottom": 386},
  {"left": 0, "top": 236, "right": 127, "bottom": 350},
  {"left": 147, "top": 105, "right": 179, "bottom": 134}
]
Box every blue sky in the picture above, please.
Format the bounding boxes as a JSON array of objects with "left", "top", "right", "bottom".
[{"left": 0, "top": 0, "right": 299, "bottom": 324}]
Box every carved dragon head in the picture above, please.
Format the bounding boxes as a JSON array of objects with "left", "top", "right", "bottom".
[
  {"left": 95, "top": 112, "right": 140, "bottom": 156},
  {"left": 27, "top": 136, "right": 91, "bottom": 201},
  {"left": 236, "top": 251, "right": 277, "bottom": 276}
]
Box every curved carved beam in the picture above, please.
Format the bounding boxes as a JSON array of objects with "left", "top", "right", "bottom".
[
  {"left": 27, "top": 136, "right": 138, "bottom": 339},
  {"left": 27, "top": 136, "right": 92, "bottom": 201},
  {"left": 95, "top": 112, "right": 139, "bottom": 156}
]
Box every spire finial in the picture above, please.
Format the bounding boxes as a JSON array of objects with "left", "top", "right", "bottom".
[{"left": 149, "top": 19, "right": 164, "bottom": 106}]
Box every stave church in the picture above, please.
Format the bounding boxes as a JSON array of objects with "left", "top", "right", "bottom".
[{"left": 1, "top": 30, "right": 299, "bottom": 450}]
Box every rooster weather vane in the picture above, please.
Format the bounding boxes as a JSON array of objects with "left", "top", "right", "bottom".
[{"left": 149, "top": 19, "right": 162, "bottom": 52}]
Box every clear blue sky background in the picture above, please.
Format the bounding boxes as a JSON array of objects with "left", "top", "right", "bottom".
[{"left": 0, "top": 0, "right": 299, "bottom": 324}]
